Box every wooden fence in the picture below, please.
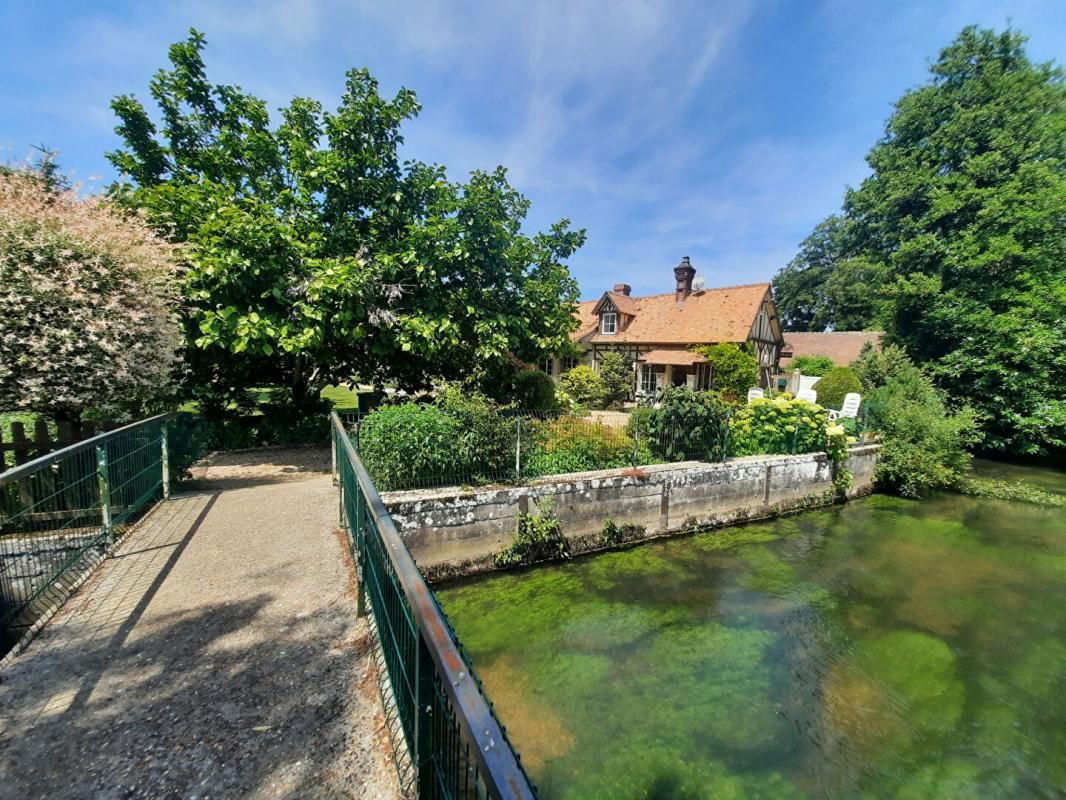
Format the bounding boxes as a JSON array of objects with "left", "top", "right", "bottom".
[{"left": 0, "top": 419, "right": 115, "bottom": 472}]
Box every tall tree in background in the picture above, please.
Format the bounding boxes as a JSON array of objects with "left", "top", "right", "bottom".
[
  {"left": 773, "top": 27, "right": 1066, "bottom": 454},
  {"left": 108, "top": 30, "right": 584, "bottom": 414}
]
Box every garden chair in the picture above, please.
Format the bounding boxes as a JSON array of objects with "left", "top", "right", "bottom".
[
  {"left": 797, "top": 388, "right": 818, "bottom": 404},
  {"left": 747, "top": 387, "right": 764, "bottom": 403},
  {"left": 828, "top": 392, "right": 861, "bottom": 422}
]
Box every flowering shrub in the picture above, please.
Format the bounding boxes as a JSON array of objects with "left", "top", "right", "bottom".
[
  {"left": 729, "top": 397, "right": 828, "bottom": 457},
  {"left": 0, "top": 169, "right": 182, "bottom": 421}
]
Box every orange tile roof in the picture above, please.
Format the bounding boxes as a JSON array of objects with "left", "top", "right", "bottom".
[
  {"left": 574, "top": 283, "right": 770, "bottom": 345},
  {"left": 780, "top": 331, "right": 883, "bottom": 366},
  {"left": 638, "top": 348, "right": 707, "bottom": 365}
]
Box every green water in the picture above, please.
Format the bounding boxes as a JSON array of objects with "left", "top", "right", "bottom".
[{"left": 437, "top": 469, "right": 1066, "bottom": 799}]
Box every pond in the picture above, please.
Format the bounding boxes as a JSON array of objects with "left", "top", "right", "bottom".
[{"left": 437, "top": 465, "right": 1066, "bottom": 798}]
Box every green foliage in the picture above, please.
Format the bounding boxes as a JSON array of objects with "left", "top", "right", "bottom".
[
  {"left": 600, "top": 519, "right": 646, "bottom": 548},
  {"left": 0, "top": 167, "right": 182, "bottom": 423},
  {"left": 512, "top": 369, "right": 558, "bottom": 411},
  {"left": 813, "top": 367, "right": 862, "bottom": 409},
  {"left": 729, "top": 397, "right": 828, "bottom": 457},
  {"left": 597, "top": 351, "right": 632, "bottom": 408},
  {"left": 692, "top": 342, "right": 759, "bottom": 398},
  {"left": 791, "top": 355, "right": 834, "bottom": 376},
  {"left": 956, "top": 477, "right": 1065, "bottom": 508},
  {"left": 850, "top": 341, "right": 913, "bottom": 393},
  {"left": 773, "top": 26, "right": 1066, "bottom": 455},
  {"left": 525, "top": 416, "right": 639, "bottom": 476},
  {"left": 357, "top": 403, "right": 460, "bottom": 491},
  {"left": 560, "top": 365, "right": 606, "bottom": 410},
  {"left": 865, "top": 367, "right": 981, "bottom": 497},
  {"left": 495, "top": 502, "right": 569, "bottom": 568},
  {"left": 772, "top": 215, "right": 885, "bottom": 331},
  {"left": 166, "top": 413, "right": 211, "bottom": 483},
  {"left": 109, "top": 29, "right": 585, "bottom": 413},
  {"left": 639, "top": 386, "right": 731, "bottom": 462}
]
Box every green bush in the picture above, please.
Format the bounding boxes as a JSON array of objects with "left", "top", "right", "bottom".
[
  {"left": 693, "top": 343, "right": 759, "bottom": 398},
  {"left": 729, "top": 397, "right": 828, "bottom": 457},
  {"left": 792, "top": 355, "right": 834, "bottom": 376},
  {"left": 598, "top": 351, "right": 633, "bottom": 408},
  {"left": 850, "top": 341, "right": 913, "bottom": 393},
  {"left": 561, "top": 365, "right": 607, "bottom": 409},
  {"left": 513, "top": 369, "right": 558, "bottom": 410},
  {"left": 640, "top": 386, "right": 731, "bottom": 462},
  {"left": 865, "top": 367, "right": 980, "bottom": 497},
  {"left": 358, "top": 389, "right": 516, "bottom": 490},
  {"left": 813, "top": 367, "right": 863, "bottom": 409}
]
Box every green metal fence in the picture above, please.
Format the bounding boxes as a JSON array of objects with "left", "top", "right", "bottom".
[
  {"left": 331, "top": 412, "right": 535, "bottom": 800},
  {"left": 0, "top": 415, "right": 169, "bottom": 647}
]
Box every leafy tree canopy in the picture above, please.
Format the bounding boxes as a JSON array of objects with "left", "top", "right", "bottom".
[
  {"left": 773, "top": 26, "right": 1066, "bottom": 454},
  {"left": 108, "top": 29, "right": 585, "bottom": 413}
]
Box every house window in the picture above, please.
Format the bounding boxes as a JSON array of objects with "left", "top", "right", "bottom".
[
  {"left": 541, "top": 357, "right": 554, "bottom": 375},
  {"left": 600, "top": 312, "right": 617, "bottom": 335},
  {"left": 561, "top": 356, "right": 577, "bottom": 373},
  {"left": 640, "top": 364, "right": 664, "bottom": 394}
]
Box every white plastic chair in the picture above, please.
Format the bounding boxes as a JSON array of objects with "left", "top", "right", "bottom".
[
  {"left": 747, "top": 387, "right": 764, "bottom": 403},
  {"left": 797, "top": 388, "right": 817, "bottom": 404},
  {"left": 828, "top": 392, "right": 861, "bottom": 421}
]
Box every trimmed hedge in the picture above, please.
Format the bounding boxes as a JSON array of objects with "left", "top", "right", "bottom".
[{"left": 814, "top": 367, "right": 862, "bottom": 409}]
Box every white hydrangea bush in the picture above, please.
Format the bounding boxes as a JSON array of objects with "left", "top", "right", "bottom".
[{"left": 0, "top": 171, "right": 183, "bottom": 421}]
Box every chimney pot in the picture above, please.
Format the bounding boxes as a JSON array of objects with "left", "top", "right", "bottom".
[
  {"left": 673, "top": 257, "right": 696, "bottom": 301},
  {"left": 612, "top": 283, "right": 632, "bottom": 296}
]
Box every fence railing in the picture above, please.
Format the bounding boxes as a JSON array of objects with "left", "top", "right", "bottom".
[
  {"left": 346, "top": 404, "right": 869, "bottom": 493},
  {"left": 0, "top": 417, "right": 120, "bottom": 471},
  {"left": 331, "top": 412, "right": 535, "bottom": 800},
  {"left": 0, "top": 415, "right": 169, "bottom": 644}
]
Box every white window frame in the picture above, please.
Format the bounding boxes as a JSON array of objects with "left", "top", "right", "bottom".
[
  {"left": 541, "top": 357, "right": 554, "bottom": 376},
  {"left": 640, "top": 364, "right": 664, "bottom": 394},
  {"left": 600, "top": 312, "right": 618, "bottom": 335},
  {"left": 561, "top": 356, "right": 578, "bottom": 373}
]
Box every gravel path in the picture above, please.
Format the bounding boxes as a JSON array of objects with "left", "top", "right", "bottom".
[{"left": 0, "top": 448, "right": 399, "bottom": 799}]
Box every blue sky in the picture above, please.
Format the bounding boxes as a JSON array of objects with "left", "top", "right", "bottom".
[{"left": 2, "top": 1, "right": 1063, "bottom": 299}]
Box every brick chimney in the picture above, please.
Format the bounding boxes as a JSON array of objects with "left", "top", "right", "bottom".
[
  {"left": 674, "top": 256, "right": 696, "bottom": 302},
  {"left": 612, "top": 283, "right": 632, "bottom": 296}
]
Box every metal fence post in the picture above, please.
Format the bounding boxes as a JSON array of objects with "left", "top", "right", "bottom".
[
  {"left": 514, "top": 416, "right": 522, "bottom": 479},
  {"left": 161, "top": 422, "right": 171, "bottom": 500},
  {"left": 96, "top": 444, "right": 112, "bottom": 540}
]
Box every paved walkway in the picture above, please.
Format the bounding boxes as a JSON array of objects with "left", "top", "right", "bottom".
[{"left": 0, "top": 449, "right": 399, "bottom": 800}]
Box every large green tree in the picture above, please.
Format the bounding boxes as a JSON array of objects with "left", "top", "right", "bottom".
[
  {"left": 108, "top": 30, "right": 584, "bottom": 413},
  {"left": 773, "top": 27, "right": 1066, "bottom": 454}
]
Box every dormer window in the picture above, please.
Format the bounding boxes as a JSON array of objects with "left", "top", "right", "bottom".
[{"left": 601, "top": 312, "right": 617, "bottom": 335}]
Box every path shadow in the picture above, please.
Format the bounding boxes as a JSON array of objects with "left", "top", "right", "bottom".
[{"left": 0, "top": 489, "right": 397, "bottom": 800}]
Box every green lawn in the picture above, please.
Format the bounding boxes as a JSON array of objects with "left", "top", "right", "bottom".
[{"left": 175, "top": 385, "right": 364, "bottom": 415}]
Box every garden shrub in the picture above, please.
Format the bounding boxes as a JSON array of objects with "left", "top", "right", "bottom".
[
  {"left": 356, "top": 403, "right": 462, "bottom": 490},
  {"left": 729, "top": 397, "right": 828, "bottom": 457},
  {"left": 641, "top": 386, "right": 731, "bottom": 462},
  {"left": 792, "top": 355, "right": 835, "bottom": 376},
  {"left": 495, "top": 501, "right": 569, "bottom": 567},
  {"left": 864, "top": 367, "right": 980, "bottom": 497},
  {"left": 693, "top": 343, "right": 760, "bottom": 398},
  {"left": 850, "top": 341, "right": 913, "bottom": 393},
  {"left": 359, "top": 389, "right": 517, "bottom": 489},
  {"left": 513, "top": 368, "right": 558, "bottom": 410},
  {"left": 598, "top": 351, "right": 633, "bottom": 408},
  {"left": 813, "top": 367, "right": 863, "bottom": 409},
  {"left": 561, "top": 365, "right": 607, "bottom": 409},
  {"left": 524, "top": 415, "right": 636, "bottom": 476}
]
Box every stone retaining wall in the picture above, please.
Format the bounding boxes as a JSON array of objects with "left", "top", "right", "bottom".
[{"left": 383, "top": 445, "right": 879, "bottom": 579}]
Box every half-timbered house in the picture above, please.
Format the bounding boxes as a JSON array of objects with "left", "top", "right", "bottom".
[{"left": 543, "top": 257, "right": 785, "bottom": 397}]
